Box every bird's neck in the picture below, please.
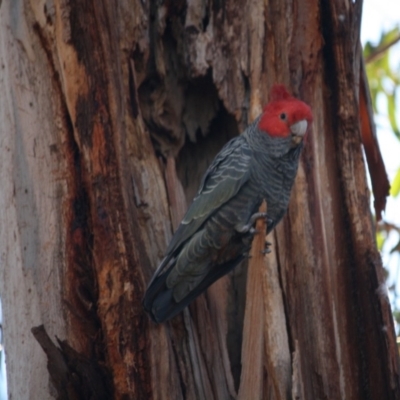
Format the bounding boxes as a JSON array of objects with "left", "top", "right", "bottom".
[{"left": 244, "top": 119, "right": 301, "bottom": 159}]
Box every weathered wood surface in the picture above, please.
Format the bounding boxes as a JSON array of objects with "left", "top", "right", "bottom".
[
  {"left": 237, "top": 201, "right": 267, "bottom": 400},
  {"left": 0, "top": 0, "right": 398, "bottom": 399}
]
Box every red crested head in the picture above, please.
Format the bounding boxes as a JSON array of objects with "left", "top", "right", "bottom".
[
  {"left": 270, "top": 84, "right": 292, "bottom": 101},
  {"left": 258, "top": 84, "right": 313, "bottom": 141}
]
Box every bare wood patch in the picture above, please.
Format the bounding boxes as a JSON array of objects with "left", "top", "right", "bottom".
[{"left": 238, "top": 200, "right": 267, "bottom": 400}]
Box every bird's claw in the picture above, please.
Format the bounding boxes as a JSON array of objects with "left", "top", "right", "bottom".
[
  {"left": 235, "top": 212, "right": 272, "bottom": 234},
  {"left": 252, "top": 213, "right": 273, "bottom": 227},
  {"left": 248, "top": 212, "right": 268, "bottom": 225},
  {"left": 261, "top": 240, "right": 272, "bottom": 254}
]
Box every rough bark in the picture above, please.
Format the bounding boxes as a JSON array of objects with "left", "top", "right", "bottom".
[{"left": 0, "top": 0, "right": 398, "bottom": 399}]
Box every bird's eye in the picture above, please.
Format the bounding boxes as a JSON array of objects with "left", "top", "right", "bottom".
[{"left": 280, "top": 113, "right": 287, "bottom": 120}]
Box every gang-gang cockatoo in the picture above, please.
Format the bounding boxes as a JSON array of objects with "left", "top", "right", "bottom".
[{"left": 143, "top": 84, "right": 313, "bottom": 323}]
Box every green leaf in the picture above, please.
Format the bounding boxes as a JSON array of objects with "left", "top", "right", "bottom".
[
  {"left": 391, "top": 167, "right": 400, "bottom": 197},
  {"left": 376, "top": 230, "right": 386, "bottom": 251},
  {"left": 387, "top": 91, "right": 400, "bottom": 140},
  {"left": 364, "top": 27, "right": 400, "bottom": 143},
  {"left": 383, "top": 27, "right": 400, "bottom": 45}
]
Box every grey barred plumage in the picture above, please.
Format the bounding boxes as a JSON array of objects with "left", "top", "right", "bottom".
[{"left": 143, "top": 84, "right": 312, "bottom": 323}]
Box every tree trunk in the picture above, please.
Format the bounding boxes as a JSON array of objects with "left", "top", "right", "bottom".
[{"left": 0, "top": 0, "right": 398, "bottom": 399}]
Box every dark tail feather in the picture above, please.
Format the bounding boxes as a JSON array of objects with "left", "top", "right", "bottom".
[
  {"left": 142, "top": 270, "right": 175, "bottom": 323},
  {"left": 143, "top": 255, "right": 245, "bottom": 323}
]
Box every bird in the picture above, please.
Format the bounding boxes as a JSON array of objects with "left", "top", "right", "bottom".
[{"left": 143, "top": 84, "right": 313, "bottom": 323}]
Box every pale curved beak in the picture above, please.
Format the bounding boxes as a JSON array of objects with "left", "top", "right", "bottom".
[{"left": 290, "top": 119, "right": 308, "bottom": 137}]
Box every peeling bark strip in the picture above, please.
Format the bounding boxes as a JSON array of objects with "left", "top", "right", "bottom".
[
  {"left": 1, "top": 0, "right": 399, "bottom": 399},
  {"left": 359, "top": 57, "right": 390, "bottom": 221},
  {"left": 31, "top": 325, "right": 113, "bottom": 400},
  {"left": 238, "top": 201, "right": 267, "bottom": 400},
  {"left": 262, "top": 234, "right": 291, "bottom": 400}
]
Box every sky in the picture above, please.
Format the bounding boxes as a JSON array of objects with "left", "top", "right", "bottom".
[{"left": 361, "top": 0, "right": 400, "bottom": 317}]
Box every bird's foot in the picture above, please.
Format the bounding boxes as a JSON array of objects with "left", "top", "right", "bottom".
[
  {"left": 261, "top": 240, "right": 272, "bottom": 254},
  {"left": 248, "top": 212, "right": 270, "bottom": 226},
  {"left": 235, "top": 212, "right": 272, "bottom": 234}
]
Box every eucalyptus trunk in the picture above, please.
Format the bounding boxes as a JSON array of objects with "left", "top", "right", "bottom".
[{"left": 0, "top": 0, "right": 398, "bottom": 399}]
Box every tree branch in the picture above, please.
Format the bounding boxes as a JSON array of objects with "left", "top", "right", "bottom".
[{"left": 365, "top": 33, "right": 400, "bottom": 64}]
